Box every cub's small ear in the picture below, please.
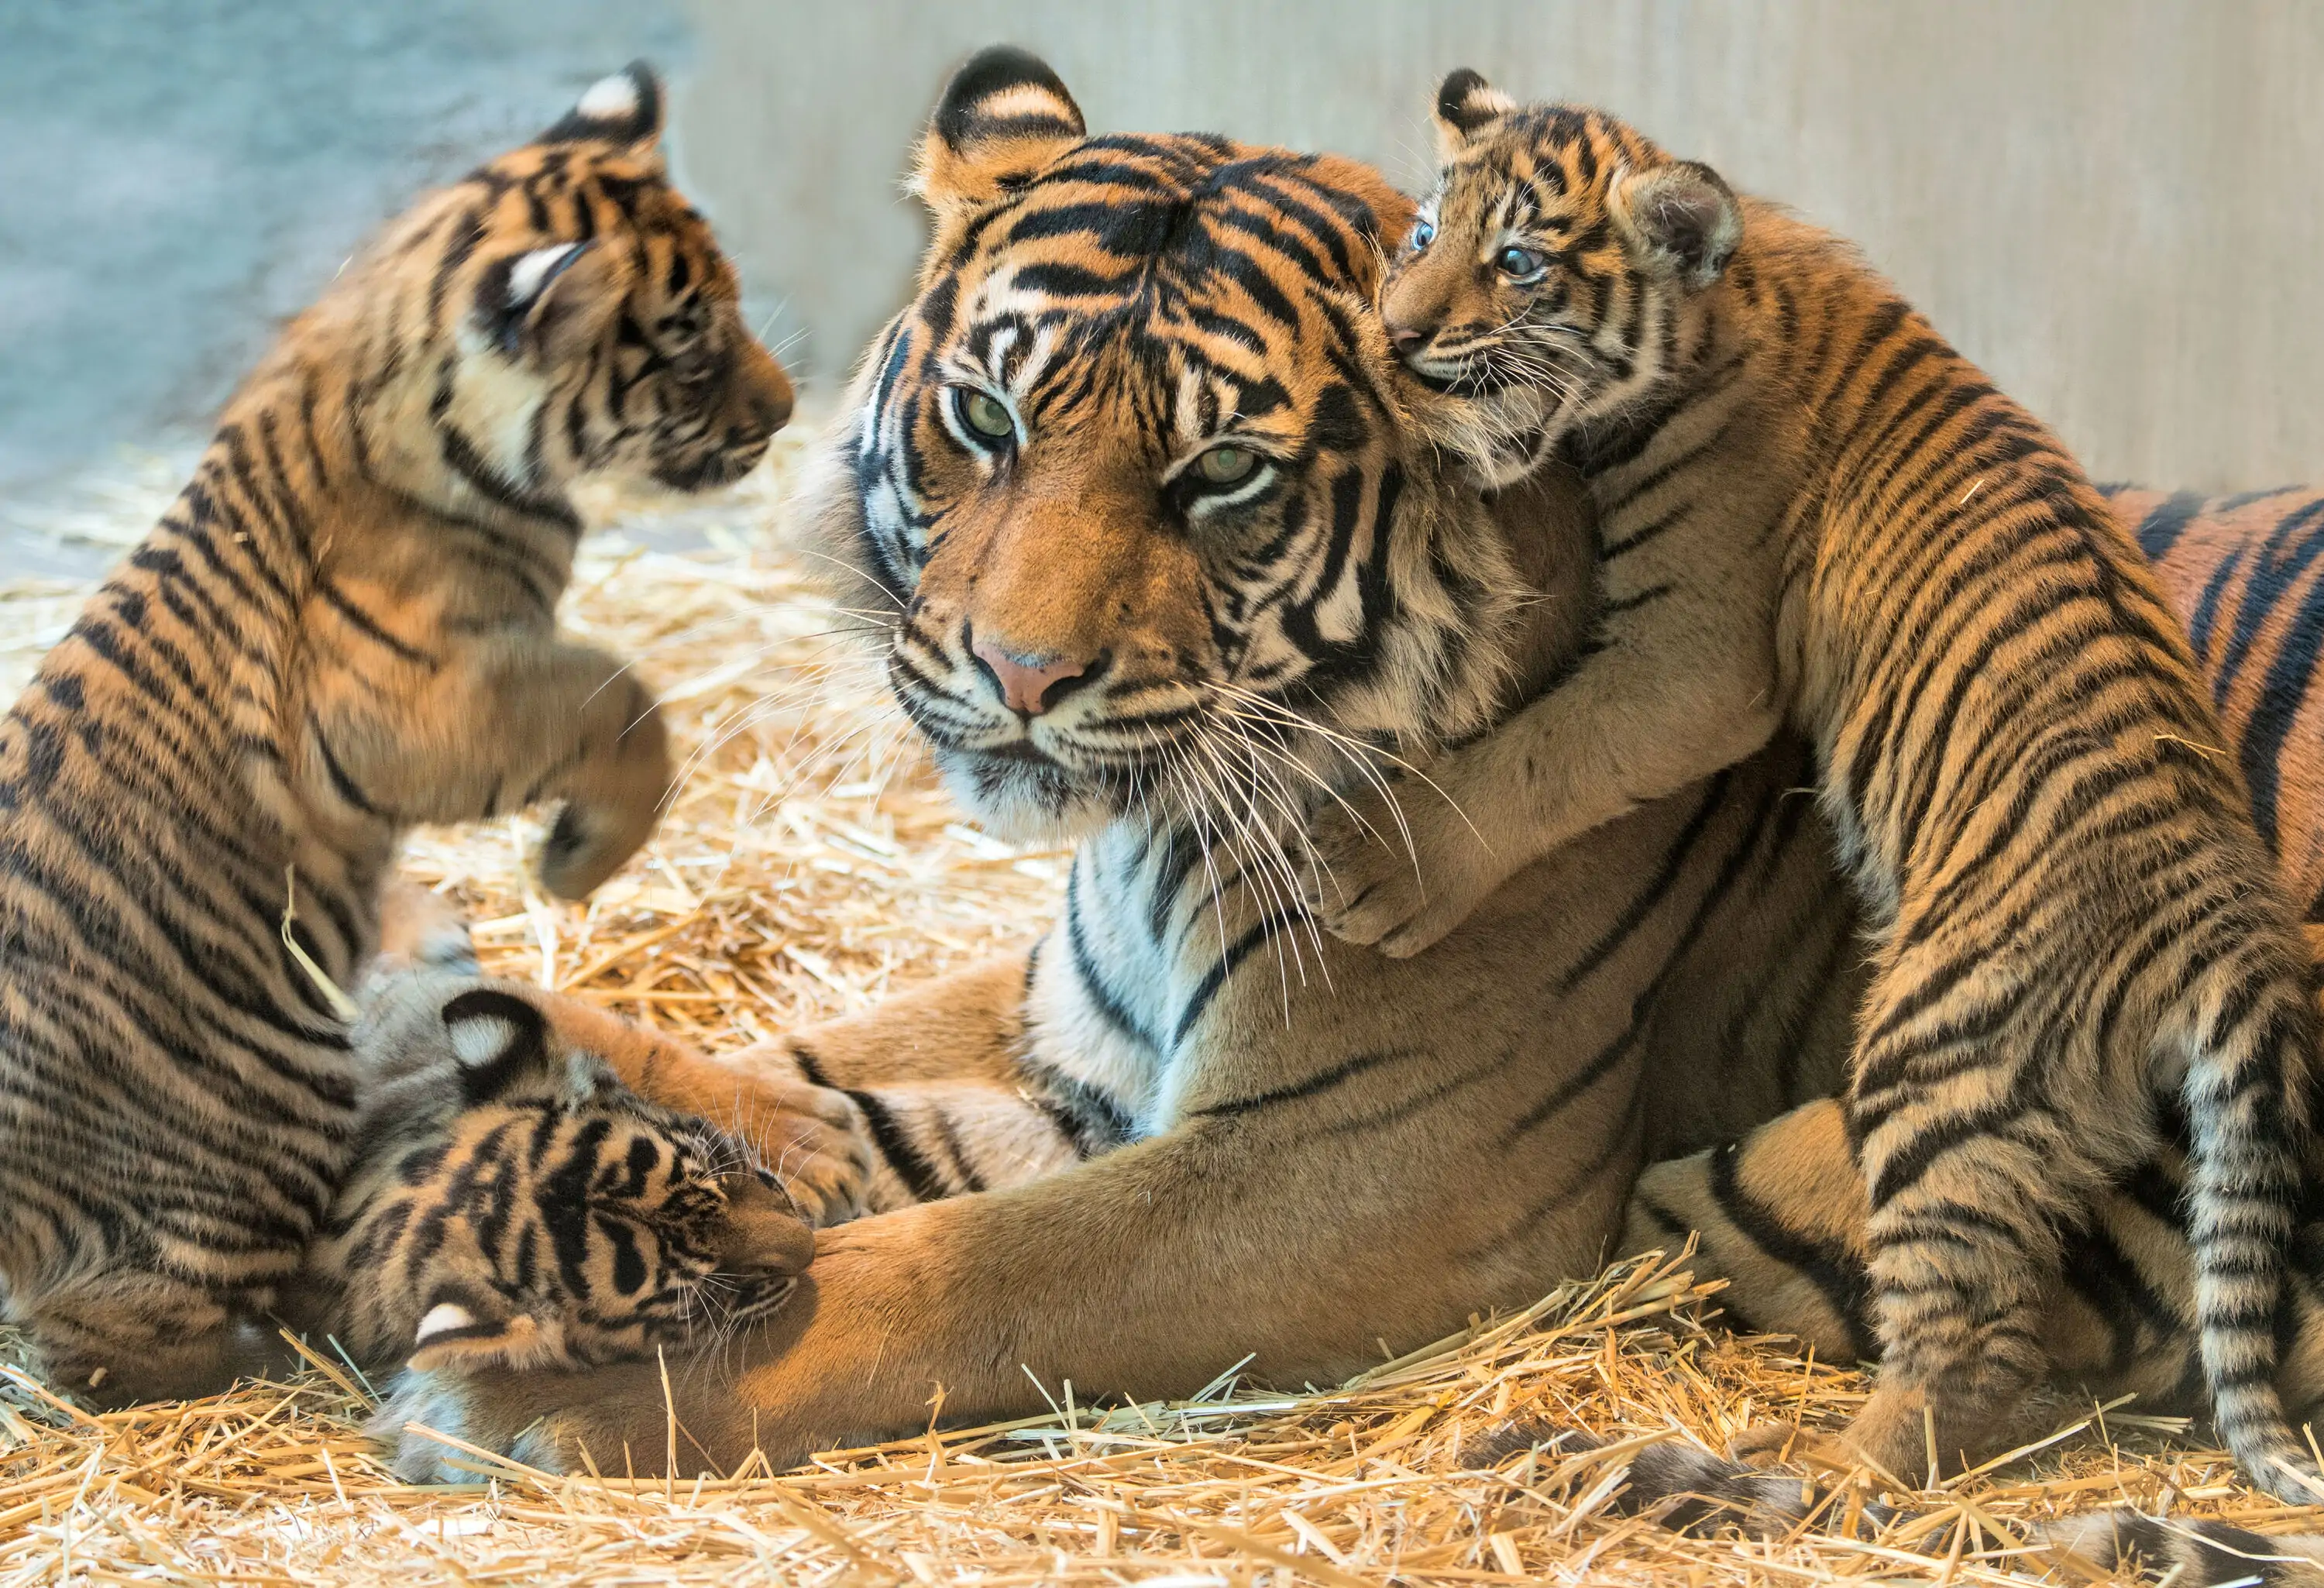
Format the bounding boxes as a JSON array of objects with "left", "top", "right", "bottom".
[
  {"left": 477, "top": 240, "right": 623, "bottom": 366},
  {"left": 1434, "top": 68, "right": 1518, "bottom": 153},
  {"left": 407, "top": 1297, "right": 550, "bottom": 1373},
  {"left": 541, "top": 60, "right": 665, "bottom": 154},
  {"left": 558, "top": 1051, "right": 620, "bottom": 1112},
  {"left": 440, "top": 987, "right": 552, "bottom": 1104},
  {"left": 1612, "top": 160, "right": 1742, "bottom": 289},
  {"left": 910, "top": 45, "right": 1085, "bottom": 219}
]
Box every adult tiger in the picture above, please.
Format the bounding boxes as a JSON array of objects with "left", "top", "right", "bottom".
[
  {"left": 383, "top": 46, "right": 1864, "bottom": 1478},
  {"left": 373, "top": 56, "right": 2322, "bottom": 1524},
  {"left": 1312, "top": 77, "right": 2324, "bottom": 1500},
  {"left": 0, "top": 64, "right": 793, "bottom": 1402}
]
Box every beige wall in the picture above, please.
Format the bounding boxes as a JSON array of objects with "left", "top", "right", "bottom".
[{"left": 677, "top": 0, "right": 2322, "bottom": 490}]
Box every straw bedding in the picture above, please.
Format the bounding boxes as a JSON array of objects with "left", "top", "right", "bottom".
[{"left": 1, "top": 442, "right": 2315, "bottom": 1583}]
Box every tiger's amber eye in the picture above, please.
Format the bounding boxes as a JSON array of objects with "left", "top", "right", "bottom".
[
  {"left": 960, "top": 389, "right": 1014, "bottom": 440},
  {"left": 1198, "top": 445, "right": 1257, "bottom": 485}
]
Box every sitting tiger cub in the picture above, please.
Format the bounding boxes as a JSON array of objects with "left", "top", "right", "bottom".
[
  {"left": 285, "top": 928, "right": 813, "bottom": 1375},
  {"left": 0, "top": 64, "right": 792, "bottom": 1403},
  {"left": 1315, "top": 74, "right": 2324, "bottom": 1502}
]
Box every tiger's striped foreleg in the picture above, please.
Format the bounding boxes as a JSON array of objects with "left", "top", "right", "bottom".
[
  {"left": 1303, "top": 461, "right": 1786, "bottom": 959},
  {"left": 380, "top": 1078, "right": 1568, "bottom": 1480},
  {"left": 308, "top": 634, "right": 670, "bottom": 900},
  {"left": 605, "top": 954, "right": 1094, "bottom": 1227}
]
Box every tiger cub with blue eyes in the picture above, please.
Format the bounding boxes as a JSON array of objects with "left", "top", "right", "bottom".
[
  {"left": 284, "top": 916, "right": 814, "bottom": 1375},
  {"left": 1315, "top": 72, "right": 2324, "bottom": 1503}
]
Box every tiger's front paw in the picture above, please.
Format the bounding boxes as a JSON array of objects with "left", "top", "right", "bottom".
[
  {"left": 1302, "top": 782, "right": 1504, "bottom": 958},
  {"left": 376, "top": 1362, "right": 645, "bottom": 1482},
  {"left": 712, "top": 1047, "right": 878, "bottom": 1227}
]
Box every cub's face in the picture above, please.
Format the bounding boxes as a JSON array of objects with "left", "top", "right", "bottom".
[
  {"left": 806, "top": 52, "right": 1525, "bottom": 846},
  {"left": 349, "top": 981, "right": 813, "bottom": 1373},
  {"left": 365, "top": 64, "right": 793, "bottom": 507},
  {"left": 1380, "top": 72, "right": 1741, "bottom": 483}
]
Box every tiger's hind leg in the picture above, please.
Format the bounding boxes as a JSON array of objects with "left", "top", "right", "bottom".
[
  {"left": 1834, "top": 955, "right": 2125, "bottom": 1486},
  {"left": 19, "top": 1270, "right": 297, "bottom": 1406}
]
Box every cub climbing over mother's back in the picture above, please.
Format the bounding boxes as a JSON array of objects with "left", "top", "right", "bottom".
[
  {"left": 1313, "top": 73, "right": 2324, "bottom": 1504},
  {"left": 0, "top": 63, "right": 791, "bottom": 1404}
]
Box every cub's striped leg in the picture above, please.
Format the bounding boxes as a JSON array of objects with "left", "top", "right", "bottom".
[
  {"left": 704, "top": 955, "right": 1113, "bottom": 1225},
  {"left": 306, "top": 634, "right": 670, "bottom": 901}
]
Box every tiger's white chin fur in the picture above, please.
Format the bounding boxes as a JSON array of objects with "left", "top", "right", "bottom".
[{"left": 933, "top": 751, "right": 1119, "bottom": 846}]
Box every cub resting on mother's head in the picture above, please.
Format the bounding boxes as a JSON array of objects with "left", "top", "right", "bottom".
[
  {"left": 0, "top": 63, "right": 792, "bottom": 1403},
  {"left": 381, "top": 58, "right": 2324, "bottom": 1537},
  {"left": 1311, "top": 72, "right": 2324, "bottom": 1502}
]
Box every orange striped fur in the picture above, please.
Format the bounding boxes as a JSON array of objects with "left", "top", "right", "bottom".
[
  {"left": 0, "top": 65, "right": 790, "bottom": 1402},
  {"left": 1349, "top": 77, "right": 2324, "bottom": 1500}
]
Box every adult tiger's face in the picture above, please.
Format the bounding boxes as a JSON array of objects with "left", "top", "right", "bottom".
[
  {"left": 805, "top": 49, "right": 1525, "bottom": 844},
  {"left": 349, "top": 63, "right": 792, "bottom": 509}
]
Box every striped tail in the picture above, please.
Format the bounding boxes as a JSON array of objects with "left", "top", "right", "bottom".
[
  {"left": 1468, "top": 1423, "right": 2324, "bottom": 1585},
  {"left": 2182, "top": 968, "right": 2324, "bottom": 1507}
]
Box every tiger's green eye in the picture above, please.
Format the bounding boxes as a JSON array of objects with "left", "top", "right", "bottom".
[
  {"left": 1496, "top": 245, "right": 1543, "bottom": 279},
  {"left": 1197, "top": 445, "right": 1258, "bottom": 486},
  {"left": 959, "top": 389, "right": 1015, "bottom": 441}
]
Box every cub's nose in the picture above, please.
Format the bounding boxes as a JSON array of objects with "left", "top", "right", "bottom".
[{"left": 971, "top": 636, "right": 1093, "bottom": 717}]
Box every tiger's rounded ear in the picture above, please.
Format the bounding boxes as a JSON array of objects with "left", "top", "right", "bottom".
[
  {"left": 541, "top": 60, "right": 665, "bottom": 155},
  {"left": 1434, "top": 68, "right": 1518, "bottom": 154},
  {"left": 440, "top": 988, "right": 552, "bottom": 1104},
  {"left": 477, "top": 240, "right": 623, "bottom": 368},
  {"left": 407, "top": 1298, "right": 548, "bottom": 1373},
  {"left": 910, "top": 45, "right": 1085, "bottom": 219},
  {"left": 1611, "top": 160, "right": 1742, "bottom": 289}
]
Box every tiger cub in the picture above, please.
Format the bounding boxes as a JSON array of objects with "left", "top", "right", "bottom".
[
  {"left": 1312, "top": 74, "right": 2324, "bottom": 1501},
  {"left": 0, "top": 64, "right": 791, "bottom": 1403},
  {"left": 287, "top": 947, "right": 813, "bottom": 1375}
]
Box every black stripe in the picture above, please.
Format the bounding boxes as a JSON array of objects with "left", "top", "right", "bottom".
[
  {"left": 1706, "top": 1140, "right": 1878, "bottom": 1359},
  {"left": 844, "top": 1088, "right": 949, "bottom": 1203}
]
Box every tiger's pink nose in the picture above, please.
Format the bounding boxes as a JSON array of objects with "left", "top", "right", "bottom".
[{"left": 972, "top": 638, "right": 1090, "bottom": 716}]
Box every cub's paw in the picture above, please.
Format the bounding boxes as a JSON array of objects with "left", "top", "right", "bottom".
[
  {"left": 375, "top": 1365, "right": 588, "bottom": 1482},
  {"left": 1302, "top": 782, "right": 1502, "bottom": 958},
  {"left": 712, "top": 1047, "right": 878, "bottom": 1227},
  {"left": 537, "top": 696, "right": 673, "bottom": 900}
]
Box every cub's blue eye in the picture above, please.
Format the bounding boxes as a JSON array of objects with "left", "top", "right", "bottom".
[
  {"left": 1409, "top": 220, "right": 1436, "bottom": 253},
  {"left": 955, "top": 387, "right": 1015, "bottom": 442},
  {"left": 1495, "top": 246, "right": 1543, "bottom": 279}
]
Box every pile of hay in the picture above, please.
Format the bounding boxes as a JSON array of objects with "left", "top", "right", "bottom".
[{"left": 0, "top": 443, "right": 2309, "bottom": 1584}]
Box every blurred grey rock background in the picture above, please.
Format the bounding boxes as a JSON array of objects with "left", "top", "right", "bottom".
[{"left": 4, "top": 1, "right": 2319, "bottom": 579}]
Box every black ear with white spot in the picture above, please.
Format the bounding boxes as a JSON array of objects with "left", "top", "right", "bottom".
[
  {"left": 1613, "top": 160, "right": 1743, "bottom": 289},
  {"left": 541, "top": 60, "right": 664, "bottom": 150},
  {"left": 911, "top": 46, "right": 1085, "bottom": 218},
  {"left": 475, "top": 239, "right": 622, "bottom": 366},
  {"left": 1433, "top": 68, "right": 1518, "bottom": 153},
  {"left": 439, "top": 988, "right": 552, "bottom": 1105}
]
